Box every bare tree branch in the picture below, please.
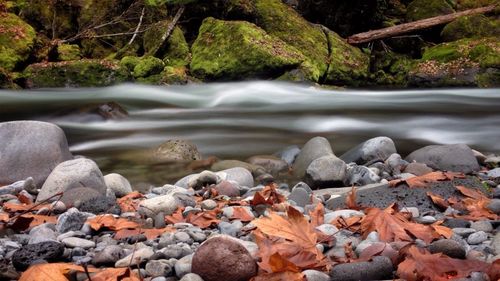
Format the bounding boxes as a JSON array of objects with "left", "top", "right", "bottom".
[{"left": 128, "top": 6, "right": 145, "bottom": 45}]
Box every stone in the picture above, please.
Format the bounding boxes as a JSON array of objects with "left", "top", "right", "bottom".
[
  {"left": 471, "top": 221, "right": 494, "bottom": 233},
  {"left": 275, "top": 145, "right": 301, "bottom": 166},
  {"left": 28, "top": 224, "right": 57, "bottom": 244},
  {"left": 104, "top": 173, "right": 133, "bottom": 197},
  {"left": 487, "top": 199, "right": 500, "bottom": 215},
  {"left": 218, "top": 221, "right": 242, "bottom": 237},
  {"left": 145, "top": 259, "right": 174, "bottom": 278},
  {"left": 37, "top": 158, "right": 107, "bottom": 203},
  {"left": 324, "top": 210, "right": 364, "bottom": 223},
  {"left": 216, "top": 167, "right": 254, "bottom": 188},
  {"left": 441, "top": 15, "right": 499, "bottom": 42},
  {"left": 330, "top": 256, "right": 393, "bottom": 281},
  {"left": 443, "top": 218, "right": 471, "bottom": 229},
  {"left": 468, "top": 231, "right": 488, "bottom": 245},
  {"left": 400, "top": 207, "right": 419, "bottom": 218},
  {"left": 180, "top": 273, "right": 204, "bottom": 281},
  {"left": 92, "top": 245, "right": 124, "bottom": 266},
  {"left": 453, "top": 228, "right": 476, "bottom": 238},
  {"left": 405, "top": 144, "right": 480, "bottom": 174},
  {"left": 115, "top": 247, "right": 154, "bottom": 267},
  {"left": 403, "top": 162, "right": 433, "bottom": 176},
  {"left": 12, "top": 241, "right": 64, "bottom": 271},
  {"left": 303, "top": 270, "right": 330, "bottom": 281},
  {"left": 293, "top": 137, "right": 334, "bottom": 178},
  {"left": 152, "top": 140, "right": 201, "bottom": 163},
  {"left": 492, "top": 232, "right": 500, "bottom": 255},
  {"left": 247, "top": 155, "right": 289, "bottom": 175},
  {"left": 419, "top": 215, "right": 437, "bottom": 224},
  {"left": 340, "top": 137, "right": 397, "bottom": 165},
  {"left": 175, "top": 232, "right": 193, "bottom": 244},
  {"left": 288, "top": 187, "right": 310, "bottom": 208},
  {"left": 344, "top": 164, "right": 380, "bottom": 186},
  {"left": 59, "top": 187, "right": 102, "bottom": 208},
  {"left": 0, "top": 121, "right": 72, "bottom": 187},
  {"left": 190, "top": 17, "right": 303, "bottom": 81},
  {"left": 175, "top": 254, "right": 194, "bottom": 279},
  {"left": 305, "top": 155, "right": 347, "bottom": 188},
  {"left": 56, "top": 208, "right": 94, "bottom": 234},
  {"left": 78, "top": 194, "right": 120, "bottom": 215},
  {"left": 214, "top": 181, "right": 240, "bottom": 197},
  {"left": 188, "top": 170, "right": 219, "bottom": 190},
  {"left": 138, "top": 187, "right": 190, "bottom": 217},
  {"left": 429, "top": 239, "right": 466, "bottom": 259},
  {"left": 62, "top": 237, "right": 95, "bottom": 249},
  {"left": 201, "top": 199, "right": 217, "bottom": 210},
  {"left": 192, "top": 236, "right": 257, "bottom": 281},
  {"left": 385, "top": 153, "right": 407, "bottom": 175},
  {"left": 316, "top": 224, "right": 339, "bottom": 236},
  {"left": 488, "top": 168, "right": 500, "bottom": 179}
]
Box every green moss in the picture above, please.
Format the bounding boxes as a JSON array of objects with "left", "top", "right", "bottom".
[
  {"left": 23, "top": 59, "right": 130, "bottom": 88},
  {"left": 20, "top": 0, "right": 76, "bottom": 38},
  {"left": 253, "top": 0, "right": 328, "bottom": 82},
  {"left": 441, "top": 15, "right": 499, "bottom": 42},
  {"left": 132, "top": 56, "right": 164, "bottom": 78},
  {"left": 324, "top": 30, "right": 369, "bottom": 85},
  {"left": 0, "top": 13, "right": 36, "bottom": 71},
  {"left": 406, "top": 0, "right": 454, "bottom": 22},
  {"left": 143, "top": 22, "right": 190, "bottom": 67},
  {"left": 456, "top": 0, "right": 497, "bottom": 10},
  {"left": 190, "top": 17, "right": 303, "bottom": 80},
  {"left": 470, "top": 43, "right": 500, "bottom": 68},
  {"left": 57, "top": 44, "right": 81, "bottom": 61},
  {"left": 476, "top": 70, "right": 500, "bottom": 88},
  {"left": 422, "top": 37, "right": 500, "bottom": 65},
  {"left": 421, "top": 43, "right": 462, "bottom": 62},
  {"left": 161, "top": 66, "right": 189, "bottom": 84},
  {"left": 120, "top": 56, "right": 141, "bottom": 72}
]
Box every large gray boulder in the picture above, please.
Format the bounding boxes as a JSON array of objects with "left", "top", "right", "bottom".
[
  {"left": 36, "top": 158, "right": 106, "bottom": 203},
  {"left": 293, "top": 137, "right": 334, "bottom": 178},
  {"left": 340, "top": 136, "right": 397, "bottom": 165},
  {"left": 405, "top": 144, "right": 480, "bottom": 174},
  {"left": 305, "top": 155, "right": 347, "bottom": 188},
  {"left": 0, "top": 121, "right": 72, "bottom": 187}
]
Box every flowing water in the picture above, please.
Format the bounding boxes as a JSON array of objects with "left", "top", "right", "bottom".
[{"left": 1, "top": 82, "right": 499, "bottom": 185}]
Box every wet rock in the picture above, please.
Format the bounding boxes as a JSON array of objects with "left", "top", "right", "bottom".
[
  {"left": 12, "top": 241, "right": 64, "bottom": 271},
  {"left": 115, "top": 247, "right": 154, "bottom": 267},
  {"left": 340, "top": 137, "right": 397, "bottom": 165},
  {"left": 0, "top": 121, "right": 72, "bottom": 187},
  {"left": 305, "top": 155, "right": 347, "bottom": 188},
  {"left": 405, "top": 144, "right": 480, "bottom": 174},
  {"left": 330, "top": 256, "right": 393, "bottom": 281},
  {"left": 62, "top": 237, "right": 95, "bottom": 249},
  {"left": 145, "top": 259, "right": 174, "bottom": 278},
  {"left": 344, "top": 164, "right": 380, "bottom": 186},
  {"left": 247, "top": 155, "right": 289, "bottom": 175},
  {"left": 78, "top": 194, "right": 120, "bottom": 215},
  {"left": 192, "top": 236, "right": 257, "bottom": 281},
  {"left": 152, "top": 140, "right": 201, "bottom": 163},
  {"left": 444, "top": 218, "right": 471, "bottom": 229},
  {"left": 104, "top": 173, "right": 132, "bottom": 197},
  {"left": 293, "top": 137, "right": 334, "bottom": 178},
  {"left": 37, "top": 158, "right": 106, "bottom": 203},
  {"left": 468, "top": 231, "right": 488, "bottom": 245},
  {"left": 430, "top": 239, "right": 466, "bottom": 259},
  {"left": 93, "top": 245, "right": 124, "bottom": 266},
  {"left": 214, "top": 180, "right": 240, "bottom": 197},
  {"left": 216, "top": 167, "right": 254, "bottom": 188},
  {"left": 0, "top": 13, "right": 35, "bottom": 71},
  {"left": 201, "top": 199, "right": 217, "bottom": 210},
  {"left": 175, "top": 254, "right": 194, "bottom": 279}
]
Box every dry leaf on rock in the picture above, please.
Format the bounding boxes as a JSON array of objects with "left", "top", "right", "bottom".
[
  {"left": 165, "top": 207, "right": 185, "bottom": 225},
  {"left": 250, "top": 271, "right": 305, "bottom": 281},
  {"left": 10, "top": 214, "right": 57, "bottom": 231},
  {"left": 361, "top": 203, "right": 437, "bottom": 243},
  {"left": 0, "top": 212, "right": 9, "bottom": 222},
  {"left": 117, "top": 191, "right": 144, "bottom": 212},
  {"left": 229, "top": 206, "right": 255, "bottom": 222},
  {"left": 397, "top": 245, "right": 500, "bottom": 281},
  {"left": 454, "top": 186, "right": 499, "bottom": 221},
  {"left": 2, "top": 202, "right": 52, "bottom": 212},
  {"left": 186, "top": 209, "right": 220, "bottom": 228},
  {"left": 251, "top": 184, "right": 286, "bottom": 206},
  {"left": 346, "top": 186, "right": 359, "bottom": 210},
  {"left": 426, "top": 192, "right": 449, "bottom": 210},
  {"left": 19, "top": 263, "right": 90, "bottom": 281},
  {"left": 389, "top": 171, "right": 464, "bottom": 188},
  {"left": 430, "top": 221, "right": 453, "bottom": 239},
  {"left": 87, "top": 215, "right": 139, "bottom": 231},
  {"left": 308, "top": 203, "right": 324, "bottom": 228},
  {"left": 86, "top": 267, "right": 141, "bottom": 281},
  {"left": 114, "top": 226, "right": 175, "bottom": 240}
]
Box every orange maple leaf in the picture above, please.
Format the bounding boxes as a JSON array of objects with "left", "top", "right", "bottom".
[
  {"left": 114, "top": 226, "right": 175, "bottom": 240},
  {"left": 251, "top": 184, "right": 286, "bottom": 206},
  {"left": 186, "top": 209, "right": 220, "bottom": 229},
  {"left": 2, "top": 202, "right": 52, "bottom": 212},
  {"left": 453, "top": 185, "right": 499, "bottom": 221},
  {"left": 117, "top": 191, "right": 144, "bottom": 212},
  {"left": 389, "top": 171, "right": 464, "bottom": 188},
  {"left": 19, "top": 263, "right": 94, "bottom": 281},
  {"left": 86, "top": 215, "right": 139, "bottom": 231},
  {"left": 346, "top": 186, "right": 359, "bottom": 210},
  {"left": 250, "top": 271, "right": 305, "bottom": 281},
  {"left": 397, "top": 246, "right": 500, "bottom": 281},
  {"left": 228, "top": 206, "right": 255, "bottom": 222},
  {"left": 86, "top": 267, "right": 141, "bottom": 281},
  {"left": 361, "top": 203, "right": 438, "bottom": 243},
  {"left": 426, "top": 192, "right": 449, "bottom": 210}
]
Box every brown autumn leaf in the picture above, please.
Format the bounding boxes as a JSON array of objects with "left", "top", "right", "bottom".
[
  {"left": 186, "top": 209, "right": 220, "bottom": 229},
  {"left": 86, "top": 267, "right": 141, "bottom": 281},
  {"left": 454, "top": 185, "right": 499, "bottom": 221},
  {"left": 250, "top": 271, "right": 305, "bottom": 281},
  {"left": 165, "top": 207, "right": 185, "bottom": 224},
  {"left": 389, "top": 171, "right": 464, "bottom": 188},
  {"left": 2, "top": 202, "right": 52, "bottom": 212},
  {"left": 87, "top": 215, "right": 139, "bottom": 231},
  {"left": 430, "top": 221, "right": 453, "bottom": 239},
  {"left": 331, "top": 216, "right": 363, "bottom": 233},
  {"left": 10, "top": 214, "right": 58, "bottom": 231},
  {"left": 426, "top": 192, "right": 449, "bottom": 210},
  {"left": 18, "top": 193, "right": 33, "bottom": 204},
  {"left": 19, "top": 263, "right": 91, "bottom": 281},
  {"left": 229, "top": 206, "right": 255, "bottom": 222},
  {"left": 397, "top": 245, "right": 500, "bottom": 281},
  {"left": 0, "top": 212, "right": 8, "bottom": 222},
  {"left": 117, "top": 191, "right": 144, "bottom": 212},
  {"left": 114, "top": 226, "right": 175, "bottom": 240},
  {"left": 308, "top": 203, "right": 324, "bottom": 228},
  {"left": 251, "top": 184, "right": 286, "bottom": 206},
  {"left": 346, "top": 186, "right": 359, "bottom": 210},
  {"left": 360, "top": 203, "right": 437, "bottom": 243}
]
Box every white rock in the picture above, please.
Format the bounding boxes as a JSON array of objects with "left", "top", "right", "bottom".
[{"left": 104, "top": 173, "right": 133, "bottom": 197}]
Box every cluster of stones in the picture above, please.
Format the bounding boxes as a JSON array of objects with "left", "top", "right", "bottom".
[{"left": 1, "top": 120, "right": 500, "bottom": 281}]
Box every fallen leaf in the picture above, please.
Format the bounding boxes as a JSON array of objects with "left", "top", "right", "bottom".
[
  {"left": 453, "top": 186, "right": 499, "bottom": 221},
  {"left": 10, "top": 214, "right": 57, "bottom": 231},
  {"left": 430, "top": 221, "right": 453, "bottom": 239},
  {"left": 18, "top": 193, "right": 33, "bottom": 204},
  {"left": 397, "top": 245, "right": 500, "bottom": 281},
  {"left": 0, "top": 212, "right": 8, "bottom": 222},
  {"left": 165, "top": 207, "right": 185, "bottom": 225},
  {"left": 389, "top": 171, "right": 464, "bottom": 188},
  {"left": 87, "top": 215, "right": 139, "bottom": 231},
  {"left": 19, "top": 263, "right": 88, "bottom": 281},
  {"left": 87, "top": 267, "right": 141, "bottom": 281},
  {"left": 308, "top": 203, "right": 324, "bottom": 228},
  {"left": 250, "top": 271, "right": 305, "bottom": 281},
  {"left": 360, "top": 203, "right": 437, "bottom": 243},
  {"left": 251, "top": 184, "right": 286, "bottom": 206},
  {"left": 455, "top": 185, "right": 487, "bottom": 200},
  {"left": 114, "top": 226, "right": 175, "bottom": 240},
  {"left": 186, "top": 209, "right": 220, "bottom": 229},
  {"left": 346, "top": 186, "right": 359, "bottom": 210},
  {"left": 2, "top": 202, "right": 52, "bottom": 212},
  {"left": 426, "top": 192, "right": 449, "bottom": 210},
  {"left": 117, "top": 191, "right": 144, "bottom": 212},
  {"left": 229, "top": 206, "right": 255, "bottom": 222}
]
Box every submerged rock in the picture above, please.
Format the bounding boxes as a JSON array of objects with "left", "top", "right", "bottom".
[
  {"left": 190, "top": 17, "right": 303, "bottom": 80},
  {"left": 152, "top": 140, "right": 201, "bottom": 163}
]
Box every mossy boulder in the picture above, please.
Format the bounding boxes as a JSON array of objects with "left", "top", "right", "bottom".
[
  {"left": 0, "top": 67, "right": 20, "bottom": 89},
  {"left": 24, "top": 59, "right": 130, "bottom": 88},
  {"left": 56, "top": 44, "right": 81, "bottom": 61},
  {"left": 19, "top": 0, "right": 78, "bottom": 38},
  {"left": 190, "top": 17, "right": 304, "bottom": 80},
  {"left": 252, "top": 0, "right": 328, "bottom": 82},
  {"left": 324, "top": 30, "right": 370, "bottom": 85},
  {"left": 456, "top": 0, "right": 498, "bottom": 10},
  {"left": 143, "top": 21, "right": 190, "bottom": 67},
  {"left": 371, "top": 51, "right": 417, "bottom": 87},
  {"left": 0, "top": 12, "right": 36, "bottom": 71},
  {"left": 409, "top": 37, "right": 500, "bottom": 87},
  {"left": 441, "top": 15, "right": 500, "bottom": 42},
  {"left": 406, "top": 0, "right": 455, "bottom": 22},
  {"left": 132, "top": 56, "right": 165, "bottom": 78}
]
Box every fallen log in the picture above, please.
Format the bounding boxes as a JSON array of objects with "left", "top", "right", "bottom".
[{"left": 347, "top": 4, "right": 498, "bottom": 44}]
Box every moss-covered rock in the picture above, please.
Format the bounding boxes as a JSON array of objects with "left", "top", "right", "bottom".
[
  {"left": 19, "top": 0, "right": 79, "bottom": 38},
  {"left": 456, "top": 0, "right": 498, "bottom": 10},
  {"left": 406, "top": 0, "right": 455, "bottom": 22},
  {"left": 120, "top": 56, "right": 141, "bottom": 72},
  {"left": 324, "top": 30, "right": 370, "bottom": 85},
  {"left": 253, "top": 0, "right": 328, "bottom": 82},
  {"left": 190, "top": 17, "right": 303, "bottom": 80},
  {"left": 0, "top": 12, "right": 36, "bottom": 71},
  {"left": 441, "top": 15, "right": 500, "bottom": 42},
  {"left": 143, "top": 21, "right": 190, "bottom": 67},
  {"left": 132, "top": 56, "right": 165, "bottom": 78},
  {"left": 23, "top": 59, "right": 130, "bottom": 88},
  {"left": 56, "top": 44, "right": 81, "bottom": 61},
  {"left": 409, "top": 37, "right": 500, "bottom": 87},
  {"left": 370, "top": 51, "right": 417, "bottom": 87},
  {"left": 0, "top": 67, "right": 19, "bottom": 89}
]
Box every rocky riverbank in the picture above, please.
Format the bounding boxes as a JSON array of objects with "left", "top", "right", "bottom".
[
  {"left": 2, "top": 120, "right": 500, "bottom": 280},
  {"left": 0, "top": 0, "right": 499, "bottom": 89}
]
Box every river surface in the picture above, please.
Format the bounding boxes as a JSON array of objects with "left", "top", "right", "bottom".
[{"left": 1, "top": 82, "right": 499, "bottom": 185}]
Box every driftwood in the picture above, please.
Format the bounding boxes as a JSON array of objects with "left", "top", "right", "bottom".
[{"left": 347, "top": 4, "right": 498, "bottom": 44}]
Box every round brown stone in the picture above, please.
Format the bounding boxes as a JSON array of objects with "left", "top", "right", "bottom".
[{"left": 192, "top": 235, "right": 257, "bottom": 281}]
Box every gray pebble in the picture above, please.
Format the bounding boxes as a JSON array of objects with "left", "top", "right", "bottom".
[
  {"left": 468, "top": 231, "right": 488, "bottom": 245},
  {"left": 471, "top": 221, "right": 493, "bottom": 233}
]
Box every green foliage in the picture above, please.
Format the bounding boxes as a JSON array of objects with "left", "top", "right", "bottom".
[
  {"left": 57, "top": 44, "right": 81, "bottom": 61},
  {"left": 143, "top": 22, "right": 190, "bottom": 67},
  {"left": 0, "top": 13, "right": 36, "bottom": 71}
]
